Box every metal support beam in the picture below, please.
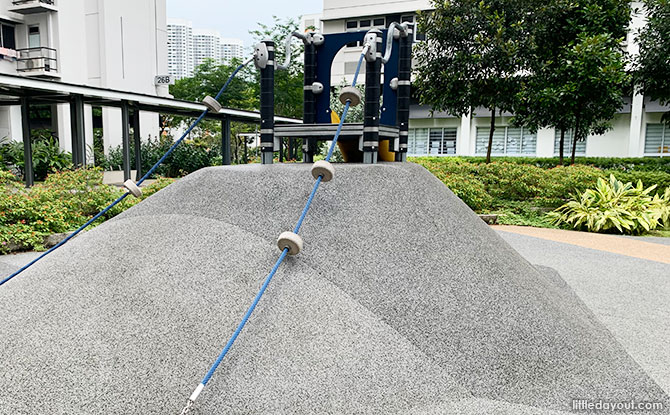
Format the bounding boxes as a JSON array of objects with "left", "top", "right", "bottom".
[
  {"left": 259, "top": 40, "right": 275, "bottom": 164},
  {"left": 121, "top": 101, "right": 131, "bottom": 181},
  {"left": 302, "top": 39, "right": 317, "bottom": 163},
  {"left": 20, "top": 97, "right": 33, "bottom": 187},
  {"left": 395, "top": 24, "right": 413, "bottom": 162},
  {"left": 221, "top": 116, "right": 231, "bottom": 165},
  {"left": 69, "top": 94, "right": 86, "bottom": 167},
  {"left": 132, "top": 109, "right": 141, "bottom": 181},
  {"left": 363, "top": 30, "right": 383, "bottom": 164}
]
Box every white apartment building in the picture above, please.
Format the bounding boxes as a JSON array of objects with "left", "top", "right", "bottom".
[
  {"left": 0, "top": 0, "right": 168, "bottom": 156},
  {"left": 219, "top": 37, "right": 244, "bottom": 64},
  {"left": 320, "top": 0, "right": 669, "bottom": 158},
  {"left": 167, "top": 19, "right": 244, "bottom": 79},
  {"left": 300, "top": 13, "right": 323, "bottom": 33},
  {"left": 167, "top": 17, "right": 193, "bottom": 79}
]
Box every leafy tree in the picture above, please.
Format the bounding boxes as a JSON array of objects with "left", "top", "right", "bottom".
[
  {"left": 636, "top": 0, "right": 670, "bottom": 123},
  {"left": 249, "top": 16, "right": 304, "bottom": 119},
  {"left": 330, "top": 80, "right": 364, "bottom": 123},
  {"left": 415, "top": 0, "right": 529, "bottom": 163},
  {"left": 170, "top": 58, "right": 255, "bottom": 109},
  {"left": 168, "top": 17, "right": 305, "bottom": 162},
  {"left": 514, "top": 0, "right": 630, "bottom": 164}
]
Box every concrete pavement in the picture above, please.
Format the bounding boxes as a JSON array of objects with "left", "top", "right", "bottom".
[{"left": 496, "top": 226, "right": 670, "bottom": 396}]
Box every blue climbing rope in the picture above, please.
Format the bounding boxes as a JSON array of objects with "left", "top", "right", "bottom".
[
  {"left": 0, "top": 59, "right": 252, "bottom": 288},
  {"left": 183, "top": 49, "right": 367, "bottom": 413}
]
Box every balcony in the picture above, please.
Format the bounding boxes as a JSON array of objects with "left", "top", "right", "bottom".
[
  {"left": 16, "top": 47, "right": 59, "bottom": 78},
  {"left": 8, "top": 0, "right": 57, "bottom": 14}
]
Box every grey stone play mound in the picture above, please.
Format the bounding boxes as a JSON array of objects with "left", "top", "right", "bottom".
[{"left": 0, "top": 163, "right": 667, "bottom": 414}]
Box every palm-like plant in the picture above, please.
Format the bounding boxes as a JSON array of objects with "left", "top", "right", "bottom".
[{"left": 549, "top": 174, "right": 670, "bottom": 234}]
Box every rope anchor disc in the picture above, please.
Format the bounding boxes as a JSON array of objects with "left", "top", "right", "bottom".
[
  {"left": 123, "top": 179, "right": 142, "bottom": 198},
  {"left": 311, "top": 160, "right": 334, "bottom": 182},
  {"left": 277, "top": 231, "right": 303, "bottom": 256},
  {"left": 201, "top": 95, "right": 222, "bottom": 113},
  {"left": 338, "top": 86, "right": 362, "bottom": 107}
]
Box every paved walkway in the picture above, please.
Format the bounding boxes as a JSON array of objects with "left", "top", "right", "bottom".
[
  {"left": 493, "top": 225, "right": 670, "bottom": 264},
  {"left": 496, "top": 226, "right": 670, "bottom": 395}
]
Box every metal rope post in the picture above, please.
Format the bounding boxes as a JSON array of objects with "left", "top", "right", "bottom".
[
  {"left": 363, "top": 29, "right": 382, "bottom": 164},
  {"left": 302, "top": 34, "right": 318, "bottom": 163},
  {"left": 257, "top": 40, "right": 275, "bottom": 165},
  {"left": 395, "top": 23, "right": 413, "bottom": 162}
]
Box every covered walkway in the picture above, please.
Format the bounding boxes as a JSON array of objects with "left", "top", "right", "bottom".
[{"left": 0, "top": 73, "right": 301, "bottom": 185}]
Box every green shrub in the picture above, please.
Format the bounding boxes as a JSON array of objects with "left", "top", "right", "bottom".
[
  {"left": 0, "top": 137, "right": 72, "bottom": 181},
  {"left": 548, "top": 175, "right": 670, "bottom": 234},
  {"left": 0, "top": 168, "right": 176, "bottom": 253},
  {"left": 610, "top": 170, "right": 670, "bottom": 190},
  {"left": 460, "top": 156, "right": 670, "bottom": 173},
  {"left": 102, "top": 136, "right": 219, "bottom": 178}
]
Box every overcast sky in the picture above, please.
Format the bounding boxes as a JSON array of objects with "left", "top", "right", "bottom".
[{"left": 166, "top": 0, "right": 321, "bottom": 49}]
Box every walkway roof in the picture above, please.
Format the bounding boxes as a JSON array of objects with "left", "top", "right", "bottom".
[{"left": 0, "top": 73, "right": 301, "bottom": 124}]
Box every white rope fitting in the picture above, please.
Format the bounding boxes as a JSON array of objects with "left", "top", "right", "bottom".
[
  {"left": 339, "top": 86, "right": 362, "bottom": 107},
  {"left": 202, "top": 95, "right": 222, "bottom": 113},
  {"left": 311, "top": 160, "right": 334, "bottom": 182},
  {"left": 123, "top": 179, "right": 142, "bottom": 198},
  {"left": 277, "top": 231, "right": 303, "bottom": 256}
]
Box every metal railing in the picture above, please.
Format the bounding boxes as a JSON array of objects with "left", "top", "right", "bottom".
[
  {"left": 16, "top": 47, "right": 58, "bottom": 74},
  {"left": 12, "top": 0, "right": 55, "bottom": 5}
]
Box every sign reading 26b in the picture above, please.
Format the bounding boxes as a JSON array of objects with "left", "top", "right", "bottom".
[{"left": 154, "top": 75, "right": 175, "bottom": 86}]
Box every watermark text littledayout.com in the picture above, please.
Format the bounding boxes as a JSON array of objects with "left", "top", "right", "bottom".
[{"left": 572, "top": 399, "right": 664, "bottom": 412}]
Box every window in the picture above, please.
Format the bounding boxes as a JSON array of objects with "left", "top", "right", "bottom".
[
  {"left": 344, "top": 61, "right": 365, "bottom": 75},
  {"left": 373, "top": 18, "right": 385, "bottom": 27},
  {"left": 28, "top": 25, "right": 40, "bottom": 48},
  {"left": 644, "top": 124, "right": 669, "bottom": 157},
  {"left": 0, "top": 23, "right": 15, "bottom": 50},
  {"left": 346, "top": 21, "right": 357, "bottom": 30},
  {"left": 408, "top": 128, "right": 457, "bottom": 156},
  {"left": 359, "top": 19, "right": 371, "bottom": 28},
  {"left": 400, "top": 14, "right": 426, "bottom": 42},
  {"left": 476, "top": 126, "right": 537, "bottom": 156},
  {"left": 554, "top": 129, "right": 586, "bottom": 156}
]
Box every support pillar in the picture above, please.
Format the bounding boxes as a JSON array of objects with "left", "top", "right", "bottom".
[
  {"left": 302, "top": 36, "right": 317, "bottom": 162},
  {"left": 258, "top": 40, "right": 275, "bottom": 164},
  {"left": 121, "top": 101, "right": 131, "bottom": 181},
  {"left": 628, "top": 86, "right": 645, "bottom": 157},
  {"left": 363, "top": 29, "right": 383, "bottom": 164},
  {"left": 221, "top": 117, "right": 231, "bottom": 165},
  {"left": 395, "top": 25, "right": 413, "bottom": 162},
  {"left": 20, "top": 97, "right": 33, "bottom": 187},
  {"left": 69, "top": 95, "right": 85, "bottom": 167},
  {"left": 132, "top": 109, "right": 142, "bottom": 181}
]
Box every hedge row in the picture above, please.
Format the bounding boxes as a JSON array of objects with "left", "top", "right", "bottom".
[
  {"left": 411, "top": 157, "right": 670, "bottom": 212},
  {"left": 459, "top": 156, "right": 670, "bottom": 173}
]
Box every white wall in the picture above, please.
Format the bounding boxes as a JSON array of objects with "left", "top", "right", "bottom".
[
  {"left": 323, "top": 0, "right": 430, "bottom": 20},
  {"left": 0, "top": 0, "right": 168, "bottom": 159}
]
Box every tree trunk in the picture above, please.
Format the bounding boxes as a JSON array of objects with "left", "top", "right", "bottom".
[
  {"left": 559, "top": 128, "right": 565, "bottom": 166},
  {"left": 243, "top": 138, "right": 248, "bottom": 164},
  {"left": 486, "top": 107, "right": 496, "bottom": 164},
  {"left": 571, "top": 115, "right": 580, "bottom": 165}
]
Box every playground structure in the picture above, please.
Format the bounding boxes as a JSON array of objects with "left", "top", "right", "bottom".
[
  {"left": 1, "top": 23, "right": 669, "bottom": 414},
  {"left": 253, "top": 22, "right": 413, "bottom": 164}
]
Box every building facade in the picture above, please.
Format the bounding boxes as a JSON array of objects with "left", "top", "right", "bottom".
[
  {"left": 0, "top": 0, "right": 169, "bottom": 157},
  {"left": 167, "top": 17, "right": 193, "bottom": 79},
  {"left": 320, "top": 0, "right": 669, "bottom": 158},
  {"left": 167, "top": 19, "right": 244, "bottom": 79}
]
